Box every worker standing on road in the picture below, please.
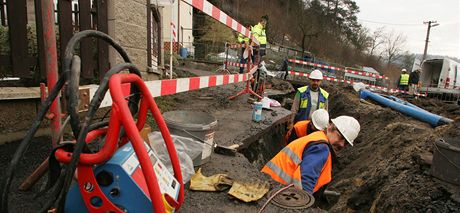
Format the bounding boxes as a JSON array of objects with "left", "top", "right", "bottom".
[
  {"left": 409, "top": 69, "right": 421, "bottom": 97},
  {"left": 237, "top": 23, "right": 251, "bottom": 74},
  {"left": 251, "top": 15, "right": 268, "bottom": 65},
  {"left": 261, "top": 116, "right": 360, "bottom": 196},
  {"left": 398, "top": 68, "right": 410, "bottom": 91},
  {"left": 290, "top": 69, "right": 329, "bottom": 126},
  {"left": 285, "top": 109, "right": 329, "bottom": 144}
]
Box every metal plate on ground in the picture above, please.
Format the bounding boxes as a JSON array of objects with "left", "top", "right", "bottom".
[{"left": 268, "top": 187, "right": 315, "bottom": 209}]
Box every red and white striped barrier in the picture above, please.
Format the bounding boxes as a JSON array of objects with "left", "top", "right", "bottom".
[
  {"left": 228, "top": 43, "right": 247, "bottom": 49},
  {"left": 288, "top": 59, "right": 389, "bottom": 80},
  {"left": 90, "top": 73, "right": 249, "bottom": 108},
  {"left": 286, "top": 70, "right": 426, "bottom": 96},
  {"left": 288, "top": 59, "right": 343, "bottom": 72},
  {"left": 344, "top": 68, "right": 388, "bottom": 80},
  {"left": 170, "top": 22, "right": 177, "bottom": 42},
  {"left": 182, "top": 0, "right": 259, "bottom": 45},
  {"left": 225, "top": 61, "right": 248, "bottom": 68}
]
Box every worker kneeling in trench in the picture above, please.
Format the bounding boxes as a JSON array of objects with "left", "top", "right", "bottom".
[{"left": 261, "top": 116, "right": 360, "bottom": 202}]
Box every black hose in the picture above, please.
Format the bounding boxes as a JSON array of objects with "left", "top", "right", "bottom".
[
  {"left": 62, "top": 30, "right": 134, "bottom": 138},
  {"left": 0, "top": 30, "right": 141, "bottom": 213},
  {"left": 0, "top": 71, "right": 67, "bottom": 212}
]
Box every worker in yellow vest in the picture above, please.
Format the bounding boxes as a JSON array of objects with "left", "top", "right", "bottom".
[
  {"left": 290, "top": 70, "right": 329, "bottom": 126},
  {"left": 285, "top": 109, "right": 329, "bottom": 144},
  {"left": 398, "top": 68, "right": 410, "bottom": 91},
  {"left": 261, "top": 116, "right": 360, "bottom": 197},
  {"left": 251, "top": 15, "right": 268, "bottom": 64}
]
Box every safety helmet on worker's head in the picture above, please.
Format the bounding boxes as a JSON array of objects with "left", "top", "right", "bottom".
[
  {"left": 331, "top": 116, "right": 360, "bottom": 146},
  {"left": 311, "top": 109, "right": 329, "bottom": 130},
  {"left": 401, "top": 68, "right": 407, "bottom": 72},
  {"left": 309, "top": 69, "right": 323, "bottom": 80}
]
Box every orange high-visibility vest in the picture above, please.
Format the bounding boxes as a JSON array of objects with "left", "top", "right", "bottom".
[
  {"left": 262, "top": 131, "right": 332, "bottom": 193},
  {"left": 285, "top": 120, "right": 311, "bottom": 143}
]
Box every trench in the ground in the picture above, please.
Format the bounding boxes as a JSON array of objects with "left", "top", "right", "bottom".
[{"left": 238, "top": 83, "right": 334, "bottom": 170}]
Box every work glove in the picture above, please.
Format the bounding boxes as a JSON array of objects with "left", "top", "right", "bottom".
[
  {"left": 228, "top": 180, "right": 270, "bottom": 202},
  {"left": 190, "top": 168, "right": 233, "bottom": 192}
]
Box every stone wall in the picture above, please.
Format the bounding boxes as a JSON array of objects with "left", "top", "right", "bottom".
[{"left": 108, "top": 0, "right": 160, "bottom": 81}]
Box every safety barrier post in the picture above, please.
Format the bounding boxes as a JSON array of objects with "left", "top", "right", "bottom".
[
  {"left": 224, "top": 42, "right": 229, "bottom": 70},
  {"left": 228, "top": 41, "right": 262, "bottom": 100}
]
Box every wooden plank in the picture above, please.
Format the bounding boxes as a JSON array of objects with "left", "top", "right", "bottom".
[
  {"left": 0, "top": 55, "right": 10, "bottom": 66},
  {"left": 78, "top": 0, "right": 94, "bottom": 79},
  {"left": 57, "top": 0, "right": 73, "bottom": 63},
  {"left": 73, "top": 4, "right": 79, "bottom": 30},
  {"left": 96, "top": 0, "right": 108, "bottom": 80},
  {"left": 0, "top": 0, "right": 6, "bottom": 26},
  {"left": 34, "top": 0, "right": 45, "bottom": 79},
  {"left": 7, "top": 0, "right": 29, "bottom": 78}
]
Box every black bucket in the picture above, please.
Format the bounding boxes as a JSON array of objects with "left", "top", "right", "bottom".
[{"left": 431, "top": 137, "right": 460, "bottom": 185}]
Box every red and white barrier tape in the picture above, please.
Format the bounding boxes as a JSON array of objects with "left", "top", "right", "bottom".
[
  {"left": 288, "top": 59, "right": 389, "bottom": 80},
  {"left": 286, "top": 70, "right": 426, "bottom": 96},
  {"left": 344, "top": 69, "right": 388, "bottom": 80},
  {"left": 228, "top": 43, "right": 247, "bottom": 49},
  {"left": 182, "top": 0, "right": 259, "bottom": 45},
  {"left": 225, "top": 61, "right": 248, "bottom": 68},
  {"left": 288, "top": 59, "right": 343, "bottom": 72},
  {"left": 170, "top": 22, "right": 177, "bottom": 42},
  {"left": 91, "top": 73, "right": 249, "bottom": 108}
]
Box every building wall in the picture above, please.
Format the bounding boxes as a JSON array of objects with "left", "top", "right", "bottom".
[
  {"left": 159, "top": 1, "right": 194, "bottom": 54},
  {"left": 108, "top": 0, "right": 159, "bottom": 81}
]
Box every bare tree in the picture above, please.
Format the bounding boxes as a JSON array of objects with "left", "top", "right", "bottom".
[
  {"left": 383, "top": 30, "right": 406, "bottom": 66},
  {"left": 368, "top": 27, "right": 385, "bottom": 56}
]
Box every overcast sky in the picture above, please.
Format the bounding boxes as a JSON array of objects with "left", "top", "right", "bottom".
[{"left": 354, "top": 0, "right": 460, "bottom": 58}]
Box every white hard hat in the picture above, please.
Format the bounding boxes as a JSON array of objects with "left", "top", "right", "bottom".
[
  {"left": 402, "top": 68, "right": 407, "bottom": 72},
  {"left": 331, "top": 116, "right": 360, "bottom": 146},
  {"left": 309, "top": 69, "right": 323, "bottom": 80},
  {"left": 311, "top": 109, "right": 329, "bottom": 130}
]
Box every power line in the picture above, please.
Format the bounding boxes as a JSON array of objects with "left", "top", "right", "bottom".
[{"left": 358, "top": 18, "right": 420, "bottom": 26}]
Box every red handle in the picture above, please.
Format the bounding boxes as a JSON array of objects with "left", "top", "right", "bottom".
[{"left": 109, "top": 73, "right": 184, "bottom": 212}]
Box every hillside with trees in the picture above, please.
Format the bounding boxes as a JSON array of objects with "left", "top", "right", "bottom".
[{"left": 194, "top": 0, "right": 421, "bottom": 85}]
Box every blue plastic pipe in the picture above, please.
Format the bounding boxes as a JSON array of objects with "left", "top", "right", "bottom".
[{"left": 360, "top": 90, "right": 453, "bottom": 127}]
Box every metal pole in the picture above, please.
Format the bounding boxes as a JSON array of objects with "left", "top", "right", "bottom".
[
  {"left": 43, "top": 0, "right": 61, "bottom": 146},
  {"left": 224, "top": 42, "right": 228, "bottom": 70},
  {"left": 170, "top": 4, "right": 174, "bottom": 79},
  {"left": 422, "top": 21, "right": 437, "bottom": 62}
]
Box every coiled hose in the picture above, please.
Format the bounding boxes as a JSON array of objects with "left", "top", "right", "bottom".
[{"left": 0, "top": 30, "right": 141, "bottom": 213}]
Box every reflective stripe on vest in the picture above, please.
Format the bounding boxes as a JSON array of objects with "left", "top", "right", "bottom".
[
  {"left": 261, "top": 131, "right": 332, "bottom": 193},
  {"left": 400, "top": 74, "right": 409, "bottom": 85},
  {"left": 264, "top": 161, "right": 302, "bottom": 187},
  {"left": 295, "top": 86, "right": 329, "bottom": 122}
]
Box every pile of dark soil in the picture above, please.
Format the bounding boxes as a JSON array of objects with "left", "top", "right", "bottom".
[{"left": 324, "top": 86, "right": 460, "bottom": 212}]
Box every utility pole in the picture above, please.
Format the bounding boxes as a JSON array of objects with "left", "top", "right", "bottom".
[{"left": 422, "top": 20, "right": 439, "bottom": 62}]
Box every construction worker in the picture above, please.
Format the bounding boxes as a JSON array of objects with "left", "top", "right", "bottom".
[
  {"left": 237, "top": 24, "right": 251, "bottom": 73},
  {"left": 290, "top": 69, "right": 329, "bottom": 125},
  {"left": 251, "top": 15, "right": 268, "bottom": 64},
  {"left": 409, "top": 69, "right": 421, "bottom": 97},
  {"left": 285, "top": 109, "right": 329, "bottom": 144},
  {"left": 261, "top": 116, "right": 360, "bottom": 196},
  {"left": 398, "top": 68, "right": 410, "bottom": 91}
]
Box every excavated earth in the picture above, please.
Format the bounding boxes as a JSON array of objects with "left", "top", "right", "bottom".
[{"left": 1, "top": 64, "right": 460, "bottom": 212}]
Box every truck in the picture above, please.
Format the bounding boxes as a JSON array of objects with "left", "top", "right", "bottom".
[
  {"left": 419, "top": 57, "right": 460, "bottom": 89},
  {"left": 416, "top": 57, "right": 460, "bottom": 104}
]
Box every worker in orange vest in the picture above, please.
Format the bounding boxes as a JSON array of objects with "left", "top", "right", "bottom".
[
  {"left": 285, "top": 109, "right": 329, "bottom": 144},
  {"left": 261, "top": 116, "right": 360, "bottom": 196}
]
